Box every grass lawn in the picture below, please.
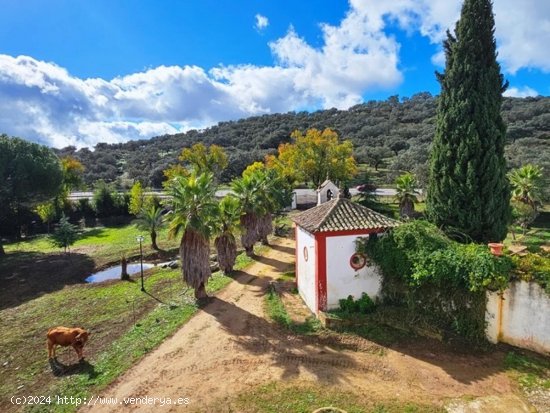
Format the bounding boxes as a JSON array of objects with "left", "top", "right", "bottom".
[
  {"left": 1, "top": 267, "right": 232, "bottom": 413},
  {"left": 0, "top": 224, "right": 181, "bottom": 310},
  {"left": 4, "top": 224, "right": 180, "bottom": 267},
  {"left": 504, "top": 206, "right": 550, "bottom": 253},
  {"left": 219, "top": 381, "right": 444, "bottom": 413},
  {"left": 0, "top": 221, "right": 265, "bottom": 413}
]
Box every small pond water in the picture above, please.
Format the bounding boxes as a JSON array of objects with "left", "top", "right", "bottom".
[{"left": 85, "top": 263, "right": 155, "bottom": 283}]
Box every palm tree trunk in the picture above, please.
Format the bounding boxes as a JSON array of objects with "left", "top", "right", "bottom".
[
  {"left": 400, "top": 199, "right": 414, "bottom": 218},
  {"left": 241, "top": 213, "right": 258, "bottom": 256},
  {"left": 258, "top": 214, "right": 273, "bottom": 245},
  {"left": 215, "top": 234, "right": 237, "bottom": 274},
  {"left": 151, "top": 229, "right": 158, "bottom": 250},
  {"left": 195, "top": 282, "right": 207, "bottom": 299},
  {"left": 180, "top": 229, "right": 211, "bottom": 299}
]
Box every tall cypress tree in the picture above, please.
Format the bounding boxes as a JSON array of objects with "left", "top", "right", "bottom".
[{"left": 426, "top": 0, "right": 510, "bottom": 243}]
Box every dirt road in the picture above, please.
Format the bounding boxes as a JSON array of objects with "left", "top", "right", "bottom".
[{"left": 81, "top": 237, "right": 519, "bottom": 412}]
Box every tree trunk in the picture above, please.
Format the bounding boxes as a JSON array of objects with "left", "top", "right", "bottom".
[
  {"left": 180, "top": 229, "right": 211, "bottom": 300},
  {"left": 400, "top": 199, "right": 414, "bottom": 218},
  {"left": 194, "top": 282, "right": 208, "bottom": 299},
  {"left": 240, "top": 213, "right": 258, "bottom": 257},
  {"left": 121, "top": 256, "right": 130, "bottom": 280},
  {"left": 215, "top": 234, "right": 237, "bottom": 274},
  {"left": 151, "top": 230, "right": 158, "bottom": 250}
]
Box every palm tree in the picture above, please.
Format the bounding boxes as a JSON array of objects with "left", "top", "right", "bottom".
[
  {"left": 256, "top": 169, "right": 292, "bottom": 245},
  {"left": 165, "top": 173, "right": 217, "bottom": 299},
  {"left": 134, "top": 204, "right": 165, "bottom": 250},
  {"left": 231, "top": 173, "right": 264, "bottom": 256},
  {"left": 509, "top": 164, "right": 544, "bottom": 212},
  {"left": 395, "top": 172, "right": 419, "bottom": 218},
  {"left": 214, "top": 196, "right": 240, "bottom": 274}
]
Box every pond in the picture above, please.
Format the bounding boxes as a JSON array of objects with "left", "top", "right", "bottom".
[{"left": 85, "top": 263, "right": 155, "bottom": 283}]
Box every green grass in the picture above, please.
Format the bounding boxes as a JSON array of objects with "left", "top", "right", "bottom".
[
  {"left": 223, "top": 382, "right": 444, "bottom": 413},
  {"left": 504, "top": 206, "right": 550, "bottom": 253},
  {"left": 26, "top": 271, "right": 231, "bottom": 413},
  {"left": 266, "top": 287, "right": 292, "bottom": 327},
  {"left": 4, "top": 224, "right": 179, "bottom": 266},
  {"left": 279, "top": 271, "right": 296, "bottom": 282},
  {"left": 0, "top": 243, "right": 263, "bottom": 413},
  {"left": 265, "top": 284, "right": 322, "bottom": 335},
  {"left": 503, "top": 351, "right": 550, "bottom": 391}
]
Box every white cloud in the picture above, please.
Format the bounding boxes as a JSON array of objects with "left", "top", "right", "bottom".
[
  {"left": 0, "top": 2, "right": 406, "bottom": 148},
  {"left": 1, "top": 0, "right": 549, "bottom": 148},
  {"left": 255, "top": 14, "right": 269, "bottom": 31},
  {"left": 503, "top": 86, "right": 539, "bottom": 98},
  {"left": 370, "top": 0, "right": 550, "bottom": 73}
]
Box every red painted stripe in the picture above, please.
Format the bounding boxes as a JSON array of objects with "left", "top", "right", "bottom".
[
  {"left": 315, "top": 232, "right": 327, "bottom": 312},
  {"left": 294, "top": 224, "right": 298, "bottom": 288}
]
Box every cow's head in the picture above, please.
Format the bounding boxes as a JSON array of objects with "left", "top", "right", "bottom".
[{"left": 74, "top": 330, "right": 89, "bottom": 346}]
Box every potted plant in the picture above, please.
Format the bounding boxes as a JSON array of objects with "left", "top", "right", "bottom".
[{"left": 488, "top": 243, "right": 504, "bottom": 256}]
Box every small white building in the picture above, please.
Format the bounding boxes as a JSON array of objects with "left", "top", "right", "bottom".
[
  {"left": 292, "top": 196, "right": 399, "bottom": 314},
  {"left": 316, "top": 180, "right": 339, "bottom": 205}
]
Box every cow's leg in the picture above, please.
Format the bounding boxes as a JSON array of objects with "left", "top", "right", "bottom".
[
  {"left": 73, "top": 345, "right": 83, "bottom": 360},
  {"left": 47, "top": 339, "right": 55, "bottom": 359}
]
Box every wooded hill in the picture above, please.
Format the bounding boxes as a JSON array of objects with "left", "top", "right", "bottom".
[{"left": 55, "top": 93, "right": 550, "bottom": 188}]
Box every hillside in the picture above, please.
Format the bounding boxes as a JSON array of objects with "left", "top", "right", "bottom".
[{"left": 55, "top": 93, "right": 550, "bottom": 188}]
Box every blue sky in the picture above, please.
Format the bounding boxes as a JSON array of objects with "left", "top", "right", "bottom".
[{"left": 0, "top": 0, "right": 549, "bottom": 148}]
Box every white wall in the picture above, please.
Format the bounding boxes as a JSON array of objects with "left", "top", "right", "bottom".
[
  {"left": 486, "top": 281, "right": 550, "bottom": 355},
  {"left": 296, "top": 226, "right": 317, "bottom": 313},
  {"left": 317, "top": 181, "right": 339, "bottom": 205},
  {"left": 325, "top": 234, "right": 382, "bottom": 310}
]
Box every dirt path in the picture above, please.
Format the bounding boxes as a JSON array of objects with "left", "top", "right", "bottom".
[{"left": 82, "top": 237, "right": 519, "bottom": 413}]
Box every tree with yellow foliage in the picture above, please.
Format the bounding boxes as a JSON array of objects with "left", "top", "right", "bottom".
[
  {"left": 266, "top": 128, "right": 357, "bottom": 188},
  {"left": 163, "top": 143, "right": 228, "bottom": 182}
]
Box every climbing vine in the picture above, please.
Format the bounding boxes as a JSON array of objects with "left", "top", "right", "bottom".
[{"left": 357, "top": 221, "right": 513, "bottom": 342}]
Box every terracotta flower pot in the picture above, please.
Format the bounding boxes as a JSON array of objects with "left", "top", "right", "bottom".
[{"left": 488, "top": 243, "right": 504, "bottom": 256}]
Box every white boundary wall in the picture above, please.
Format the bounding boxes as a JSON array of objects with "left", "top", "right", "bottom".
[
  {"left": 325, "top": 235, "right": 383, "bottom": 310},
  {"left": 486, "top": 281, "right": 550, "bottom": 355},
  {"left": 296, "top": 226, "right": 316, "bottom": 313}
]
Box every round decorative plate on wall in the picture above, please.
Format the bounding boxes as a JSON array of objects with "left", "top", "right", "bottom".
[{"left": 349, "top": 253, "right": 367, "bottom": 270}]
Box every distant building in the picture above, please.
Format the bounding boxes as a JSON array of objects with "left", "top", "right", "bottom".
[
  {"left": 292, "top": 196, "right": 399, "bottom": 314},
  {"left": 316, "top": 180, "right": 339, "bottom": 205}
]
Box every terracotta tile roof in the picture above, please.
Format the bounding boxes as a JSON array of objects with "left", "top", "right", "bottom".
[{"left": 292, "top": 197, "right": 400, "bottom": 233}]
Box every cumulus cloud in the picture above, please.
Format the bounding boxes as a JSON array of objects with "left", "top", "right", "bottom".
[
  {"left": 0, "top": 0, "right": 548, "bottom": 148},
  {"left": 504, "top": 86, "right": 540, "bottom": 98},
  {"left": 255, "top": 14, "right": 269, "bottom": 31},
  {"left": 0, "top": 2, "right": 406, "bottom": 147},
  {"left": 376, "top": 0, "right": 550, "bottom": 73}
]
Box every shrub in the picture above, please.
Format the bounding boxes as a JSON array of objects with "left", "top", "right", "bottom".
[
  {"left": 92, "top": 181, "right": 129, "bottom": 218},
  {"left": 512, "top": 253, "right": 550, "bottom": 294},
  {"left": 50, "top": 214, "right": 79, "bottom": 253},
  {"left": 358, "top": 220, "right": 513, "bottom": 342},
  {"left": 338, "top": 293, "right": 376, "bottom": 314}
]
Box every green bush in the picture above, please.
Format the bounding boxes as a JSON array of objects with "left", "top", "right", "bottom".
[
  {"left": 358, "top": 220, "right": 513, "bottom": 342},
  {"left": 92, "top": 180, "right": 129, "bottom": 218},
  {"left": 338, "top": 293, "right": 376, "bottom": 314},
  {"left": 512, "top": 253, "right": 550, "bottom": 293}
]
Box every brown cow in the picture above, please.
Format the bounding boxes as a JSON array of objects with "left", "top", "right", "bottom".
[{"left": 46, "top": 327, "right": 89, "bottom": 361}]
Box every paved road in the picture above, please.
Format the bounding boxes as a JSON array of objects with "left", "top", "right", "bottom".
[{"left": 68, "top": 188, "right": 404, "bottom": 201}]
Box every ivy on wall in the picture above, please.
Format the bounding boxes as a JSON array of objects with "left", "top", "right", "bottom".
[{"left": 357, "top": 220, "right": 513, "bottom": 342}]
